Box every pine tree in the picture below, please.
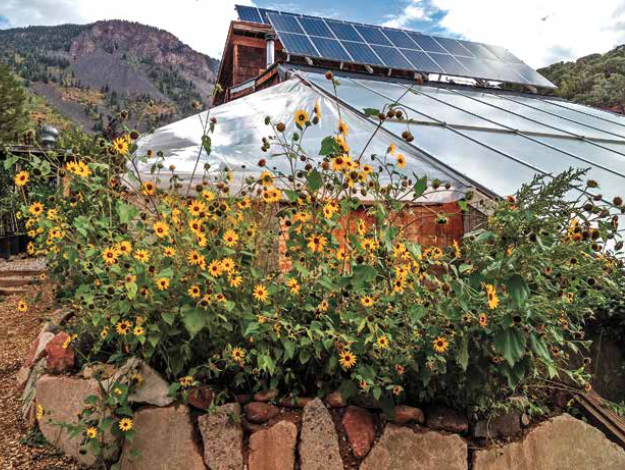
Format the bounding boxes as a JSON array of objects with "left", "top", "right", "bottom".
[{"left": 0, "top": 63, "right": 29, "bottom": 144}]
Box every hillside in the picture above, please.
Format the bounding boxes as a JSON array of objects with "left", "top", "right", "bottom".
[
  {"left": 539, "top": 45, "right": 625, "bottom": 113},
  {"left": 0, "top": 20, "right": 220, "bottom": 133}
]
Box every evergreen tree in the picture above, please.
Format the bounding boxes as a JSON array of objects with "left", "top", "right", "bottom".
[{"left": 0, "top": 63, "right": 28, "bottom": 144}]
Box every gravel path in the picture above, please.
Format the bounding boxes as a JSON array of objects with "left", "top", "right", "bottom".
[{"left": 0, "top": 258, "right": 81, "bottom": 469}]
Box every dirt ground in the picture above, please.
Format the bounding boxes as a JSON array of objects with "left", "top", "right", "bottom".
[{"left": 0, "top": 258, "right": 81, "bottom": 470}]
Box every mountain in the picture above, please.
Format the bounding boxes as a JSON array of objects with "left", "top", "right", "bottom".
[
  {"left": 539, "top": 45, "right": 625, "bottom": 114},
  {"left": 0, "top": 20, "right": 219, "bottom": 134}
]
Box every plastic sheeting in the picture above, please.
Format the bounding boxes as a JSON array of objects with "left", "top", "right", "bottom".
[
  {"left": 134, "top": 78, "right": 470, "bottom": 203},
  {"left": 297, "top": 68, "right": 625, "bottom": 201}
]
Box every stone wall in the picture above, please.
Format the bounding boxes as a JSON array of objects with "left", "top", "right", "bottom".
[{"left": 17, "top": 313, "right": 625, "bottom": 470}]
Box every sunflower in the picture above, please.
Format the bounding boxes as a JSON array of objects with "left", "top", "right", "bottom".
[
  {"left": 360, "top": 295, "right": 375, "bottom": 308},
  {"left": 433, "top": 336, "right": 449, "bottom": 353},
  {"left": 202, "top": 190, "right": 215, "bottom": 201},
  {"left": 163, "top": 246, "right": 176, "bottom": 257},
  {"left": 307, "top": 234, "right": 328, "bottom": 253},
  {"left": 220, "top": 258, "right": 235, "bottom": 273},
  {"left": 17, "top": 299, "right": 28, "bottom": 313},
  {"left": 133, "top": 326, "right": 144, "bottom": 336},
  {"left": 287, "top": 278, "right": 300, "bottom": 294},
  {"left": 118, "top": 418, "right": 133, "bottom": 432},
  {"left": 100, "top": 326, "right": 109, "bottom": 339},
  {"left": 314, "top": 99, "right": 322, "bottom": 119},
  {"left": 258, "top": 170, "right": 274, "bottom": 188},
  {"left": 36, "top": 404, "right": 44, "bottom": 420},
  {"left": 485, "top": 284, "right": 499, "bottom": 309},
  {"left": 86, "top": 427, "right": 98, "bottom": 439},
  {"left": 335, "top": 135, "right": 349, "bottom": 153},
  {"left": 14, "top": 170, "right": 29, "bottom": 187},
  {"left": 231, "top": 347, "right": 246, "bottom": 363},
  {"left": 187, "top": 250, "right": 205, "bottom": 267},
  {"left": 188, "top": 200, "right": 207, "bottom": 216},
  {"left": 156, "top": 278, "right": 170, "bottom": 290},
  {"left": 112, "top": 137, "right": 129, "bottom": 155},
  {"left": 102, "top": 247, "right": 121, "bottom": 265},
  {"left": 153, "top": 221, "right": 170, "bottom": 238},
  {"left": 388, "top": 144, "right": 397, "bottom": 155},
  {"left": 319, "top": 299, "right": 329, "bottom": 312},
  {"left": 262, "top": 187, "right": 282, "bottom": 203},
  {"left": 179, "top": 375, "right": 194, "bottom": 388},
  {"left": 229, "top": 274, "right": 243, "bottom": 288},
  {"left": 339, "top": 350, "right": 357, "bottom": 369},
  {"left": 479, "top": 313, "right": 488, "bottom": 327},
  {"left": 396, "top": 154, "right": 406, "bottom": 168},
  {"left": 116, "top": 320, "right": 132, "bottom": 336},
  {"left": 134, "top": 249, "right": 150, "bottom": 263},
  {"left": 189, "top": 219, "right": 203, "bottom": 233},
  {"left": 74, "top": 162, "right": 91, "bottom": 177},
  {"left": 207, "top": 260, "right": 223, "bottom": 277},
  {"left": 253, "top": 284, "right": 269, "bottom": 303},
  {"left": 29, "top": 202, "right": 44, "bottom": 217},
  {"left": 338, "top": 120, "right": 349, "bottom": 136},
  {"left": 188, "top": 285, "right": 201, "bottom": 298},
  {"left": 117, "top": 241, "right": 133, "bottom": 255},
  {"left": 238, "top": 197, "right": 252, "bottom": 210},
  {"left": 223, "top": 229, "right": 239, "bottom": 248},
  {"left": 294, "top": 109, "right": 310, "bottom": 128},
  {"left": 377, "top": 336, "right": 389, "bottom": 349},
  {"left": 141, "top": 181, "right": 156, "bottom": 196}
]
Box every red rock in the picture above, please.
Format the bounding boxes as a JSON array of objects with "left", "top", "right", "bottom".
[
  {"left": 281, "top": 396, "right": 314, "bottom": 408},
  {"left": 245, "top": 402, "right": 280, "bottom": 423},
  {"left": 24, "top": 331, "right": 54, "bottom": 368},
  {"left": 249, "top": 420, "right": 298, "bottom": 470},
  {"left": 119, "top": 405, "right": 205, "bottom": 470},
  {"left": 253, "top": 389, "right": 279, "bottom": 402},
  {"left": 188, "top": 385, "right": 214, "bottom": 410},
  {"left": 325, "top": 390, "right": 347, "bottom": 408},
  {"left": 44, "top": 332, "right": 75, "bottom": 373},
  {"left": 390, "top": 405, "right": 425, "bottom": 425},
  {"left": 342, "top": 406, "right": 376, "bottom": 458}
]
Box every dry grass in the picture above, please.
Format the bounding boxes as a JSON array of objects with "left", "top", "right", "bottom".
[{"left": 0, "top": 259, "right": 81, "bottom": 469}]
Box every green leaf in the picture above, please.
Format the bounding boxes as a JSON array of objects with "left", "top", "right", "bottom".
[
  {"left": 306, "top": 169, "right": 323, "bottom": 191},
  {"left": 116, "top": 202, "right": 139, "bottom": 224},
  {"left": 507, "top": 275, "right": 530, "bottom": 307},
  {"left": 319, "top": 136, "right": 341, "bottom": 156},
  {"left": 351, "top": 265, "right": 377, "bottom": 289},
  {"left": 529, "top": 334, "right": 550, "bottom": 361},
  {"left": 283, "top": 340, "right": 295, "bottom": 360},
  {"left": 500, "top": 362, "right": 526, "bottom": 389},
  {"left": 3, "top": 155, "right": 19, "bottom": 170},
  {"left": 494, "top": 328, "right": 526, "bottom": 366},
  {"left": 457, "top": 336, "right": 469, "bottom": 371},
  {"left": 201, "top": 135, "right": 212, "bottom": 155},
  {"left": 183, "top": 309, "right": 205, "bottom": 338},
  {"left": 413, "top": 176, "right": 427, "bottom": 199},
  {"left": 363, "top": 108, "right": 381, "bottom": 117}
]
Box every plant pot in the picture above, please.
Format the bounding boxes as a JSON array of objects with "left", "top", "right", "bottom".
[{"left": 0, "top": 236, "right": 10, "bottom": 260}]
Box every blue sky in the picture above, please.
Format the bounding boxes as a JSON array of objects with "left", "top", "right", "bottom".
[{"left": 2, "top": 0, "right": 625, "bottom": 67}]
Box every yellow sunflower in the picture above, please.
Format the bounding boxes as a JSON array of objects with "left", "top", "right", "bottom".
[
  {"left": 163, "top": 246, "right": 176, "bottom": 257},
  {"left": 133, "top": 326, "right": 144, "bottom": 336},
  {"left": 153, "top": 221, "right": 170, "bottom": 238},
  {"left": 223, "top": 229, "right": 239, "bottom": 247},
  {"left": 484, "top": 284, "right": 499, "bottom": 309},
  {"left": 433, "top": 336, "right": 449, "bottom": 353},
  {"left": 377, "top": 335, "right": 389, "bottom": 349},
  {"left": 86, "top": 427, "right": 98, "bottom": 439},
  {"left": 102, "top": 247, "right": 121, "bottom": 265},
  {"left": 112, "top": 137, "right": 129, "bottom": 155},
  {"left": 116, "top": 320, "right": 132, "bottom": 336},
  {"left": 155, "top": 278, "right": 170, "bottom": 290},
  {"left": 307, "top": 234, "right": 328, "bottom": 253},
  {"left": 29, "top": 202, "right": 44, "bottom": 217},
  {"left": 396, "top": 154, "right": 406, "bottom": 168},
  {"left": 17, "top": 299, "right": 28, "bottom": 313},
  {"left": 14, "top": 170, "right": 29, "bottom": 187},
  {"left": 141, "top": 181, "right": 156, "bottom": 196},
  {"left": 134, "top": 249, "right": 150, "bottom": 263},
  {"left": 188, "top": 285, "right": 201, "bottom": 298},
  {"left": 118, "top": 418, "right": 133, "bottom": 432},
  {"left": 253, "top": 284, "right": 269, "bottom": 303},
  {"left": 339, "top": 350, "right": 357, "bottom": 369},
  {"left": 338, "top": 120, "right": 349, "bottom": 136},
  {"left": 231, "top": 347, "right": 246, "bottom": 363},
  {"left": 294, "top": 109, "right": 310, "bottom": 128},
  {"left": 360, "top": 295, "right": 375, "bottom": 308}
]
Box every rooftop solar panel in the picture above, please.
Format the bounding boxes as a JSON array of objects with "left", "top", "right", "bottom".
[{"left": 234, "top": 5, "right": 556, "bottom": 89}]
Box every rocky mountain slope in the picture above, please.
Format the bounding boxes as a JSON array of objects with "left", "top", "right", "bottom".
[{"left": 0, "top": 20, "right": 219, "bottom": 133}]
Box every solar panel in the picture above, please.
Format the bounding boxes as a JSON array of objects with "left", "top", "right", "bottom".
[
  {"left": 234, "top": 5, "right": 556, "bottom": 88},
  {"left": 354, "top": 25, "right": 393, "bottom": 46},
  {"left": 298, "top": 17, "right": 334, "bottom": 38},
  {"left": 341, "top": 41, "right": 384, "bottom": 66},
  {"left": 326, "top": 21, "right": 364, "bottom": 42},
  {"left": 267, "top": 13, "right": 304, "bottom": 34},
  {"left": 310, "top": 37, "right": 352, "bottom": 61}
]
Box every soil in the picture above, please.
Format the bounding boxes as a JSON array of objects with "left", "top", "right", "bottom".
[{"left": 0, "top": 258, "right": 81, "bottom": 469}]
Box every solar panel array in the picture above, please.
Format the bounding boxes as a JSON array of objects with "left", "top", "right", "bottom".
[{"left": 235, "top": 5, "right": 555, "bottom": 89}]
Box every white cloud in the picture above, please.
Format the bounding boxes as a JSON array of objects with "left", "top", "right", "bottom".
[
  {"left": 383, "top": 0, "right": 431, "bottom": 29},
  {"left": 427, "top": 0, "right": 625, "bottom": 67},
  {"left": 1, "top": 0, "right": 254, "bottom": 58}
]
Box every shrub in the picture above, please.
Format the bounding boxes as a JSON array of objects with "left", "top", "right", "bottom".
[{"left": 6, "top": 89, "right": 623, "bottom": 415}]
